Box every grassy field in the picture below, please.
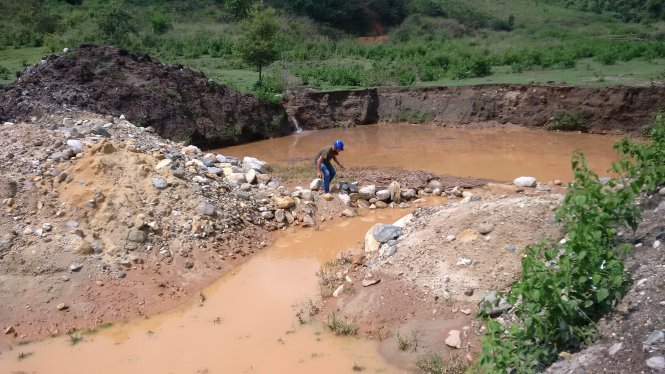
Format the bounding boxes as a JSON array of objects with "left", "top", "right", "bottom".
[{"left": 1, "top": 0, "right": 665, "bottom": 92}]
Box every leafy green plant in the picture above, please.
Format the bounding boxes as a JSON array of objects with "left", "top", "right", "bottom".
[
  {"left": 68, "top": 333, "right": 83, "bottom": 345},
  {"left": 477, "top": 113, "right": 665, "bottom": 372},
  {"left": 547, "top": 111, "right": 590, "bottom": 132}
]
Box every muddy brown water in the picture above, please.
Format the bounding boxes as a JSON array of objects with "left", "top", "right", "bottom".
[
  {"left": 2, "top": 125, "right": 623, "bottom": 373},
  {"left": 1, "top": 207, "right": 436, "bottom": 374},
  {"left": 219, "top": 124, "right": 622, "bottom": 182}
]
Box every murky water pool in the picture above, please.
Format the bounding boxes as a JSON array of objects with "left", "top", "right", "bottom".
[
  {"left": 220, "top": 124, "right": 622, "bottom": 182},
  {"left": 1, "top": 208, "right": 424, "bottom": 374}
]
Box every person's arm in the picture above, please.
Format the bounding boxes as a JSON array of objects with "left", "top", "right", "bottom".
[
  {"left": 316, "top": 157, "right": 323, "bottom": 178},
  {"left": 332, "top": 156, "right": 344, "bottom": 168}
]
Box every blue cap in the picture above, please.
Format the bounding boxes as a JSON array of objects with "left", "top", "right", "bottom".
[{"left": 334, "top": 140, "right": 344, "bottom": 151}]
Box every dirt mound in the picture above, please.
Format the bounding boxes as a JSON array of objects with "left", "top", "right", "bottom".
[{"left": 0, "top": 45, "right": 292, "bottom": 147}]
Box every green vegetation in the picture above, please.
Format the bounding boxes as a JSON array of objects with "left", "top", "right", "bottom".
[
  {"left": 477, "top": 113, "right": 665, "bottom": 372},
  {"left": 68, "top": 332, "right": 83, "bottom": 345},
  {"left": 326, "top": 311, "right": 358, "bottom": 335},
  {"left": 1, "top": 1, "right": 664, "bottom": 91},
  {"left": 415, "top": 353, "right": 466, "bottom": 374},
  {"left": 547, "top": 111, "right": 589, "bottom": 132}
]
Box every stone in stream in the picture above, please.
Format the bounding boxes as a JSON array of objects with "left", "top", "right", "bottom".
[
  {"left": 375, "top": 201, "right": 388, "bottom": 209},
  {"left": 341, "top": 209, "right": 355, "bottom": 217},
  {"left": 338, "top": 194, "right": 351, "bottom": 206}
]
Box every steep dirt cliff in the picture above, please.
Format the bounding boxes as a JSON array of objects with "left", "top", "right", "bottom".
[{"left": 285, "top": 84, "right": 665, "bottom": 133}]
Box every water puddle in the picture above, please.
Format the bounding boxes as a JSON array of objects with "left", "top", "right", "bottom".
[
  {"left": 219, "top": 124, "right": 623, "bottom": 182},
  {"left": 1, "top": 207, "right": 423, "bottom": 374}
]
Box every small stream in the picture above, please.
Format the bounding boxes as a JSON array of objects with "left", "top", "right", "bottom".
[{"left": 0, "top": 125, "right": 624, "bottom": 373}]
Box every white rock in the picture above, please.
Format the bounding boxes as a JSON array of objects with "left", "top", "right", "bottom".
[
  {"left": 332, "top": 285, "right": 344, "bottom": 298},
  {"left": 338, "top": 194, "right": 351, "bottom": 206},
  {"left": 192, "top": 176, "right": 209, "bottom": 184},
  {"left": 242, "top": 157, "right": 268, "bottom": 174},
  {"left": 456, "top": 258, "right": 472, "bottom": 266},
  {"left": 245, "top": 169, "right": 258, "bottom": 184},
  {"left": 659, "top": 187, "right": 665, "bottom": 196},
  {"left": 227, "top": 173, "right": 247, "bottom": 185},
  {"left": 66, "top": 139, "right": 84, "bottom": 154},
  {"left": 392, "top": 214, "right": 413, "bottom": 228},
  {"left": 514, "top": 176, "right": 537, "bottom": 187},
  {"left": 654, "top": 240, "right": 662, "bottom": 249},
  {"left": 445, "top": 330, "right": 462, "bottom": 349},
  {"left": 155, "top": 159, "right": 172, "bottom": 170},
  {"left": 310, "top": 178, "right": 323, "bottom": 191},
  {"left": 359, "top": 185, "right": 376, "bottom": 199},
  {"left": 608, "top": 342, "right": 622, "bottom": 356},
  {"left": 646, "top": 357, "right": 665, "bottom": 371},
  {"left": 181, "top": 145, "right": 201, "bottom": 155},
  {"left": 376, "top": 189, "right": 391, "bottom": 201}
]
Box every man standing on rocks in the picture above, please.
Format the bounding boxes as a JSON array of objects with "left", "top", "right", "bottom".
[{"left": 315, "top": 140, "right": 345, "bottom": 197}]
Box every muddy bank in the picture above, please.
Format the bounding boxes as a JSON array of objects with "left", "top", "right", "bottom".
[
  {"left": 286, "top": 85, "right": 665, "bottom": 133},
  {"left": 0, "top": 45, "right": 291, "bottom": 147}
]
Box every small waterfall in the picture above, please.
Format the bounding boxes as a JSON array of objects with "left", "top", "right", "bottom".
[{"left": 289, "top": 116, "right": 302, "bottom": 134}]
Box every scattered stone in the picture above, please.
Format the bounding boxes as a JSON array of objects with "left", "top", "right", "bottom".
[
  {"left": 646, "top": 357, "right": 665, "bottom": 371},
  {"left": 127, "top": 229, "right": 148, "bottom": 243},
  {"left": 446, "top": 235, "right": 456, "bottom": 242},
  {"left": 181, "top": 145, "right": 201, "bottom": 155},
  {"left": 376, "top": 189, "right": 391, "bottom": 201},
  {"left": 66, "top": 139, "right": 85, "bottom": 154},
  {"left": 242, "top": 157, "right": 268, "bottom": 174},
  {"left": 608, "top": 343, "right": 622, "bottom": 356},
  {"left": 56, "top": 303, "right": 68, "bottom": 311},
  {"left": 362, "top": 278, "right": 380, "bottom": 287},
  {"left": 445, "top": 330, "right": 462, "bottom": 349},
  {"left": 372, "top": 224, "right": 402, "bottom": 243},
  {"left": 310, "top": 178, "right": 322, "bottom": 191},
  {"left": 659, "top": 187, "right": 665, "bottom": 196},
  {"left": 375, "top": 201, "right": 388, "bottom": 208},
  {"left": 341, "top": 209, "right": 355, "bottom": 217},
  {"left": 275, "top": 209, "right": 286, "bottom": 223},
  {"left": 479, "top": 291, "right": 511, "bottom": 316},
  {"left": 460, "top": 308, "right": 472, "bottom": 315},
  {"left": 464, "top": 288, "right": 474, "bottom": 296},
  {"left": 151, "top": 176, "right": 168, "bottom": 190},
  {"left": 261, "top": 211, "right": 274, "bottom": 219},
  {"left": 274, "top": 196, "right": 296, "bottom": 209},
  {"left": 514, "top": 176, "right": 537, "bottom": 187},
  {"left": 5, "top": 325, "right": 15, "bottom": 335},
  {"left": 184, "top": 262, "right": 194, "bottom": 269},
  {"left": 644, "top": 330, "right": 665, "bottom": 348},
  {"left": 359, "top": 185, "right": 376, "bottom": 200},
  {"left": 456, "top": 258, "right": 472, "bottom": 266},
  {"left": 399, "top": 202, "right": 410, "bottom": 209},
  {"left": 654, "top": 240, "right": 662, "bottom": 249},
  {"left": 245, "top": 169, "right": 258, "bottom": 184},
  {"left": 196, "top": 202, "right": 216, "bottom": 216},
  {"left": 227, "top": 173, "right": 247, "bottom": 185},
  {"left": 332, "top": 285, "right": 344, "bottom": 297},
  {"left": 338, "top": 194, "right": 351, "bottom": 206},
  {"left": 478, "top": 224, "right": 494, "bottom": 235},
  {"left": 75, "top": 241, "right": 94, "bottom": 255},
  {"left": 69, "top": 263, "right": 83, "bottom": 272},
  {"left": 154, "top": 159, "right": 172, "bottom": 172}
]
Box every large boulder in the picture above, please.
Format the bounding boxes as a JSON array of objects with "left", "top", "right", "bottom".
[
  {"left": 242, "top": 157, "right": 268, "bottom": 174},
  {"left": 364, "top": 224, "right": 382, "bottom": 252},
  {"left": 372, "top": 224, "right": 402, "bottom": 243},
  {"left": 359, "top": 185, "right": 376, "bottom": 200},
  {"left": 227, "top": 173, "right": 247, "bottom": 185},
  {"left": 274, "top": 196, "right": 296, "bottom": 209},
  {"left": 376, "top": 189, "right": 391, "bottom": 201}
]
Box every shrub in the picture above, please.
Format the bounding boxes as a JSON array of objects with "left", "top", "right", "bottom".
[
  {"left": 547, "top": 112, "right": 589, "bottom": 132},
  {"left": 477, "top": 114, "right": 665, "bottom": 373}
]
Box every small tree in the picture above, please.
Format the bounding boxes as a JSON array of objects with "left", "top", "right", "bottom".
[{"left": 239, "top": 6, "right": 280, "bottom": 83}]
